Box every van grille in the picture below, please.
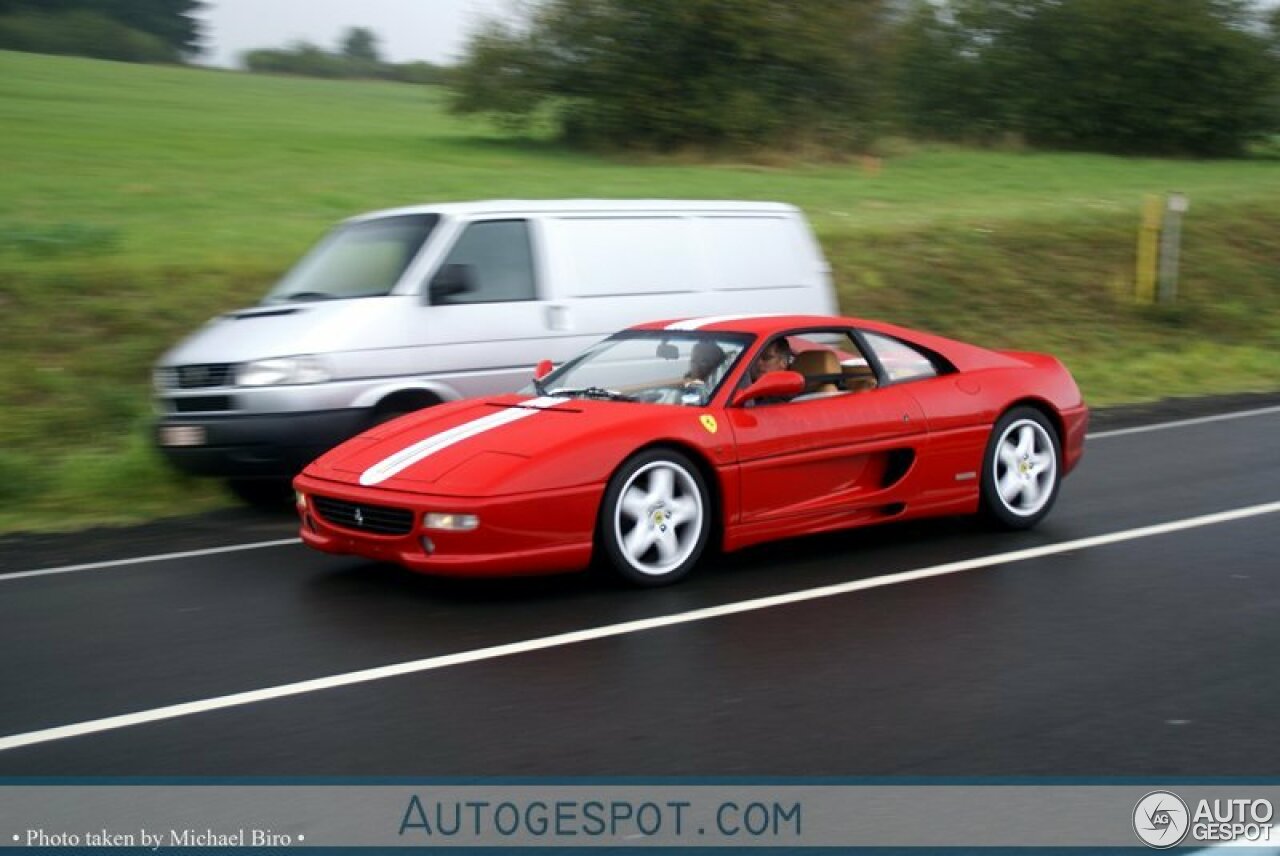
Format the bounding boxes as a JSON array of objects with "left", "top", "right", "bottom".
[
  {"left": 170, "top": 396, "right": 234, "bottom": 413},
  {"left": 312, "top": 496, "right": 414, "bottom": 536},
  {"left": 158, "top": 364, "right": 236, "bottom": 389}
]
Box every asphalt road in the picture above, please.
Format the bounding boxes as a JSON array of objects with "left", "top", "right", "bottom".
[{"left": 0, "top": 396, "right": 1277, "bottom": 776}]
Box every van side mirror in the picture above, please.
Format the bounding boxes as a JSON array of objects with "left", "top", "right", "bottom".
[
  {"left": 732, "top": 370, "right": 805, "bottom": 407},
  {"left": 534, "top": 359, "right": 554, "bottom": 381},
  {"left": 429, "top": 264, "right": 475, "bottom": 304}
]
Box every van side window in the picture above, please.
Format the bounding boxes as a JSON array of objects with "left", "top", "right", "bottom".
[{"left": 431, "top": 220, "right": 536, "bottom": 305}]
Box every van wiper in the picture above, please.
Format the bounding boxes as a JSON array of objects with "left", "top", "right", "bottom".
[
  {"left": 280, "top": 291, "right": 336, "bottom": 302},
  {"left": 550, "top": 386, "right": 637, "bottom": 402}
]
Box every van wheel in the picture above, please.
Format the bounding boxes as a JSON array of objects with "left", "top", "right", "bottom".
[
  {"left": 980, "top": 407, "right": 1061, "bottom": 529},
  {"left": 369, "top": 394, "right": 438, "bottom": 428},
  {"left": 599, "top": 449, "right": 710, "bottom": 586},
  {"left": 227, "top": 478, "right": 294, "bottom": 510}
]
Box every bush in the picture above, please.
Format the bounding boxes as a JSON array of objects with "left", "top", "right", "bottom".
[{"left": 450, "top": 0, "right": 893, "bottom": 152}]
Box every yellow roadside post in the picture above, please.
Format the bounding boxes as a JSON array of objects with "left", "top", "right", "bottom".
[{"left": 1135, "top": 194, "right": 1162, "bottom": 303}]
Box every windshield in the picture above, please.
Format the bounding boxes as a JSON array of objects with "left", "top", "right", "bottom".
[
  {"left": 263, "top": 214, "right": 438, "bottom": 304},
  {"left": 530, "top": 332, "right": 751, "bottom": 407}
]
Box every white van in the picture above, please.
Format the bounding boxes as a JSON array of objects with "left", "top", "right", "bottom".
[{"left": 153, "top": 199, "right": 837, "bottom": 501}]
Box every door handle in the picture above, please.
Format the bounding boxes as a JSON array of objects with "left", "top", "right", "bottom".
[{"left": 545, "top": 305, "right": 572, "bottom": 331}]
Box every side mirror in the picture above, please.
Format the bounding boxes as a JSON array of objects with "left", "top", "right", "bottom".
[
  {"left": 534, "top": 359, "right": 554, "bottom": 381},
  {"left": 732, "top": 370, "right": 805, "bottom": 407},
  {"left": 429, "top": 263, "right": 475, "bottom": 304}
]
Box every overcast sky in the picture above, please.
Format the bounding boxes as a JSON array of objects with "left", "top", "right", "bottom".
[{"left": 196, "top": 0, "right": 513, "bottom": 68}]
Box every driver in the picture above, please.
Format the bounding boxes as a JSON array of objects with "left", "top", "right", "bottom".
[{"left": 684, "top": 340, "right": 727, "bottom": 388}]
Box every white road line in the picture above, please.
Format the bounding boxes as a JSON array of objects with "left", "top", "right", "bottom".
[
  {"left": 3, "top": 402, "right": 1278, "bottom": 581},
  {"left": 1088, "top": 403, "right": 1280, "bottom": 440},
  {"left": 1, "top": 500, "right": 1276, "bottom": 754},
  {"left": 0, "top": 539, "right": 301, "bottom": 582}
]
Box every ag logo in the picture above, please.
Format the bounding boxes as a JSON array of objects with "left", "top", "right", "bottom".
[
  {"left": 700, "top": 414, "right": 718, "bottom": 434},
  {"left": 1134, "top": 791, "right": 1189, "bottom": 848}
]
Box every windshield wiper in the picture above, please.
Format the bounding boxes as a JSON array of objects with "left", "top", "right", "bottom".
[{"left": 549, "top": 386, "right": 637, "bottom": 402}]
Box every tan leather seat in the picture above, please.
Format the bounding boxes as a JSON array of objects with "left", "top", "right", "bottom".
[
  {"left": 792, "top": 350, "right": 841, "bottom": 394},
  {"left": 842, "top": 362, "right": 878, "bottom": 392}
]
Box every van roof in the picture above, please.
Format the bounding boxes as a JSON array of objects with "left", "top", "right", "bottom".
[{"left": 348, "top": 199, "right": 800, "bottom": 222}]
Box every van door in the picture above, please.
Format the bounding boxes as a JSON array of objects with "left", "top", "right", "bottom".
[{"left": 418, "top": 218, "right": 571, "bottom": 398}]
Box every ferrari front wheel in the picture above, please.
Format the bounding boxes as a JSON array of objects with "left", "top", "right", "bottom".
[
  {"left": 981, "top": 406, "right": 1061, "bottom": 529},
  {"left": 600, "top": 449, "right": 710, "bottom": 586}
]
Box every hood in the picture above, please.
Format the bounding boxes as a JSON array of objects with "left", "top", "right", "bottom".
[
  {"left": 303, "top": 394, "right": 723, "bottom": 498},
  {"left": 307, "top": 395, "right": 585, "bottom": 493},
  {"left": 157, "top": 297, "right": 415, "bottom": 365}
]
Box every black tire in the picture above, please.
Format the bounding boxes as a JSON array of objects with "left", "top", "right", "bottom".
[
  {"left": 368, "top": 395, "right": 437, "bottom": 429},
  {"left": 226, "top": 478, "right": 294, "bottom": 510},
  {"left": 598, "top": 448, "right": 711, "bottom": 587},
  {"left": 980, "top": 406, "right": 1062, "bottom": 529}
]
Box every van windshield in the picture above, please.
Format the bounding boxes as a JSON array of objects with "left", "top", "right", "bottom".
[{"left": 262, "top": 214, "right": 438, "bottom": 304}]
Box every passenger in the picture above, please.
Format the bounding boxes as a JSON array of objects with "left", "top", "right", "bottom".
[
  {"left": 749, "top": 337, "right": 794, "bottom": 382},
  {"left": 742, "top": 337, "right": 797, "bottom": 407},
  {"left": 684, "top": 340, "right": 727, "bottom": 388}
]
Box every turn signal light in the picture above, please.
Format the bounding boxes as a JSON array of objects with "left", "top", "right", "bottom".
[{"left": 423, "top": 512, "right": 479, "bottom": 532}]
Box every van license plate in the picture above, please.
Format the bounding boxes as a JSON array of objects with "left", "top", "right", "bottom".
[{"left": 160, "top": 426, "right": 206, "bottom": 447}]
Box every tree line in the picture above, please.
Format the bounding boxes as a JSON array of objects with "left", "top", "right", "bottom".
[
  {"left": 241, "top": 27, "right": 448, "bottom": 86},
  {"left": 450, "top": 0, "right": 1280, "bottom": 157},
  {"left": 0, "top": 0, "right": 201, "bottom": 62}
]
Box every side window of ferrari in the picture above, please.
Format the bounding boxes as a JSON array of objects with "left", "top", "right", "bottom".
[
  {"left": 861, "top": 332, "right": 940, "bottom": 383},
  {"left": 772, "top": 330, "right": 879, "bottom": 398},
  {"left": 430, "top": 219, "right": 537, "bottom": 305}
]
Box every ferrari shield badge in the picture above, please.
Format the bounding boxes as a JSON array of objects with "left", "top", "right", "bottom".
[{"left": 700, "top": 414, "right": 718, "bottom": 434}]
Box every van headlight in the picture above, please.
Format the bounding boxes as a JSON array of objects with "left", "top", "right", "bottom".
[{"left": 237, "top": 356, "right": 332, "bottom": 387}]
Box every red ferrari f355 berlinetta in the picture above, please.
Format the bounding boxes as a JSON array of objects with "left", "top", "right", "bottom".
[{"left": 294, "top": 314, "right": 1087, "bottom": 585}]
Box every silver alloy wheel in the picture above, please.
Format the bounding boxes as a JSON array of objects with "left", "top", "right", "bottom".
[
  {"left": 612, "top": 460, "right": 705, "bottom": 577},
  {"left": 992, "top": 418, "right": 1058, "bottom": 517}
]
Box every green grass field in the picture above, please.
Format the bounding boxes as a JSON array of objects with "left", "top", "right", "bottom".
[{"left": 2, "top": 50, "right": 1279, "bottom": 532}]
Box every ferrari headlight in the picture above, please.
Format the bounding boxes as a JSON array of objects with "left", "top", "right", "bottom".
[
  {"left": 423, "top": 512, "right": 479, "bottom": 532},
  {"left": 237, "top": 355, "right": 331, "bottom": 387}
]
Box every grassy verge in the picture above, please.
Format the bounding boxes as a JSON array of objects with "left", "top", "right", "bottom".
[{"left": 2, "top": 50, "right": 1278, "bottom": 533}]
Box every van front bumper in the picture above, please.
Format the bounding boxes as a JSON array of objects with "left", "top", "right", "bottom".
[{"left": 155, "top": 409, "right": 367, "bottom": 478}]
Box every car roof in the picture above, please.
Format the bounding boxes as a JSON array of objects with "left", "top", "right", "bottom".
[{"left": 349, "top": 199, "right": 800, "bottom": 221}]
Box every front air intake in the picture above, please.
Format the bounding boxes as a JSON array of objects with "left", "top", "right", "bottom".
[{"left": 312, "top": 496, "right": 414, "bottom": 535}]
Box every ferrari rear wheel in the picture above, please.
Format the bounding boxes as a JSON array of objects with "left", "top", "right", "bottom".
[
  {"left": 981, "top": 406, "right": 1061, "bottom": 529},
  {"left": 600, "top": 449, "right": 710, "bottom": 586}
]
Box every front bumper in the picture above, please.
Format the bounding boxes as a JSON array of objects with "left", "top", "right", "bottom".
[
  {"left": 293, "top": 473, "right": 599, "bottom": 577},
  {"left": 1061, "top": 404, "right": 1089, "bottom": 475},
  {"left": 155, "top": 409, "right": 368, "bottom": 479}
]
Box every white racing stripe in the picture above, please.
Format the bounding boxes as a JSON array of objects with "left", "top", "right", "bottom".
[
  {"left": 358, "top": 396, "right": 564, "bottom": 486},
  {"left": 0, "top": 500, "right": 1276, "bottom": 753},
  {"left": 664, "top": 313, "right": 785, "bottom": 331}
]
